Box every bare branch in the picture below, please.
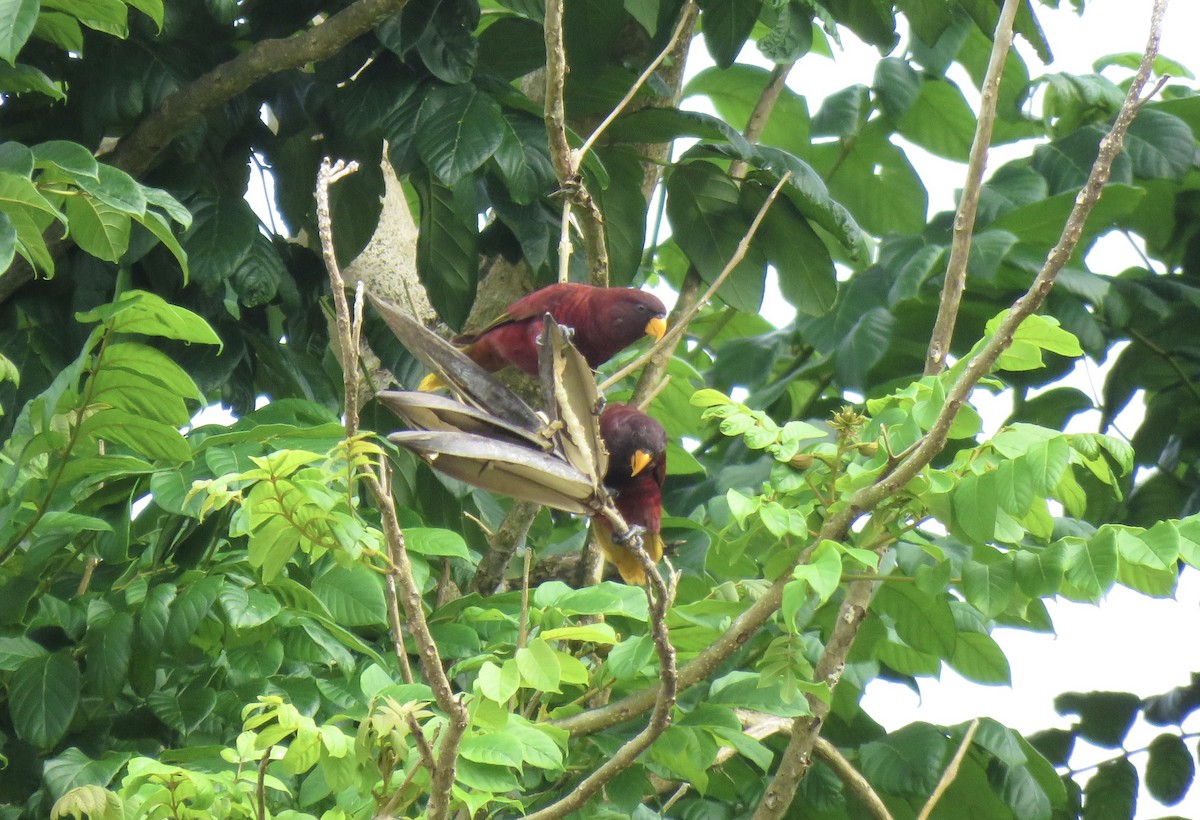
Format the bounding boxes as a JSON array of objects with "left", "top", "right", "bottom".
[
  {"left": 924, "top": 0, "right": 1021, "bottom": 376},
  {"left": 554, "top": 0, "right": 1168, "bottom": 753},
  {"left": 469, "top": 500, "right": 540, "bottom": 594},
  {"left": 316, "top": 161, "right": 468, "bottom": 820},
  {"left": 918, "top": 719, "right": 980, "bottom": 820},
  {"left": 603, "top": 172, "right": 792, "bottom": 395}
]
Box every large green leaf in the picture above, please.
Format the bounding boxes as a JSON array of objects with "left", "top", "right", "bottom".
[
  {"left": 897, "top": 77, "right": 976, "bottom": 162},
  {"left": 1083, "top": 758, "right": 1137, "bottom": 820},
  {"left": 179, "top": 195, "right": 258, "bottom": 291},
  {"left": 416, "top": 84, "right": 505, "bottom": 185},
  {"left": 859, "top": 723, "right": 948, "bottom": 796},
  {"left": 0, "top": 0, "right": 39, "bottom": 63},
  {"left": 745, "top": 181, "right": 836, "bottom": 316},
  {"left": 10, "top": 652, "right": 80, "bottom": 748},
  {"left": 414, "top": 170, "right": 478, "bottom": 330},
  {"left": 83, "top": 611, "right": 133, "bottom": 700},
  {"left": 1144, "top": 732, "right": 1194, "bottom": 806},
  {"left": 666, "top": 160, "right": 766, "bottom": 312},
  {"left": 698, "top": 0, "right": 761, "bottom": 69},
  {"left": 872, "top": 583, "right": 956, "bottom": 658},
  {"left": 312, "top": 564, "right": 387, "bottom": 628}
]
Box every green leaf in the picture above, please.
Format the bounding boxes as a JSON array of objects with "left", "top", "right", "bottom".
[
  {"left": 77, "top": 163, "right": 145, "bottom": 215},
  {"left": 792, "top": 540, "right": 842, "bottom": 604},
  {"left": 124, "top": 0, "right": 164, "bottom": 28},
  {"left": 684, "top": 64, "right": 810, "bottom": 158},
  {"left": 872, "top": 583, "right": 956, "bottom": 658},
  {"left": 746, "top": 181, "right": 836, "bottom": 316},
  {"left": 42, "top": 748, "right": 131, "bottom": 802},
  {"left": 540, "top": 623, "right": 617, "bottom": 644},
  {"left": 77, "top": 289, "right": 222, "bottom": 346},
  {"left": 947, "top": 631, "right": 1011, "bottom": 685},
  {"left": 10, "top": 652, "right": 80, "bottom": 748},
  {"left": 962, "top": 557, "right": 1015, "bottom": 619},
  {"left": 897, "top": 78, "right": 976, "bottom": 161},
  {"left": 79, "top": 408, "right": 190, "bottom": 462},
  {"left": 667, "top": 160, "right": 766, "bottom": 312},
  {"left": 1015, "top": 545, "right": 1065, "bottom": 598},
  {"left": 1144, "top": 733, "right": 1194, "bottom": 806},
  {"left": 516, "top": 638, "right": 561, "bottom": 693},
  {"left": 953, "top": 471, "right": 998, "bottom": 545},
  {"left": 859, "top": 723, "right": 948, "bottom": 796},
  {"left": 1056, "top": 690, "right": 1140, "bottom": 749},
  {"left": 83, "top": 612, "right": 133, "bottom": 700},
  {"left": 217, "top": 584, "right": 281, "bottom": 630},
  {"left": 414, "top": 170, "right": 478, "bottom": 331},
  {"left": 312, "top": 564, "right": 386, "bottom": 627},
  {"left": 406, "top": 527, "right": 470, "bottom": 559},
  {"left": 1060, "top": 534, "right": 1118, "bottom": 602},
  {"left": 164, "top": 577, "right": 221, "bottom": 653},
  {"left": 179, "top": 195, "right": 257, "bottom": 291},
  {"left": 66, "top": 194, "right": 130, "bottom": 262},
  {"left": 697, "top": 0, "right": 761, "bottom": 69},
  {"left": 507, "top": 719, "right": 565, "bottom": 771},
  {"left": 873, "top": 56, "right": 921, "bottom": 120},
  {"left": 31, "top": 11, "right": 83, "bottom": 52},
  {"left": 0, "top": 208, "right": 14, "bottom": 271},
  {"left": 606, "top": 634, "right": 654, "bottom": 680},
  {"left": 1083, "top": 758, "right": 1137, "bottom": 820},
  {"left": 416, "top": 84, "right": 504, "bottom": 185},
  {"left": 230, "top": 233, "right": 282, "bottom": 307},
  {"left": 460, "top": 731, "right": 525, "bottom": 768},
  {"left": 32, "top": 140, "right": 98, "bottom": 180},
  {"left": 0, "top": 0, "right": 39, "bottom": 63},
  {"left": 491, "top": 113, "right": 555, "bottom": 205},
  {"left": 147, "top": 684, "right": 216, "bottom": 735},
  {"left": 477, "top": 659, "right": 521, "bottom": 703}
]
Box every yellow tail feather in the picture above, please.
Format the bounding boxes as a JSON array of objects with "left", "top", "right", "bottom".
[
  {"left": 417, "top": 372, "right": 447, "bottom": 392},
  {"left": 593, "top": 526, "right": 663, "bottom": 586}
]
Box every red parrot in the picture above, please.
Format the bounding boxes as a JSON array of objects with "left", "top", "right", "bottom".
[
  {"left": 418, "top": 284, "right": 667, "bottom": 391},
  {"left": 594, "top": 403, "right": 667, "bottom": 586}
]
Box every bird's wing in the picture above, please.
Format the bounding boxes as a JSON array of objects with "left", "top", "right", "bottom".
[{"left": 369, "top": 293, "right": 545, "bottom": 434}]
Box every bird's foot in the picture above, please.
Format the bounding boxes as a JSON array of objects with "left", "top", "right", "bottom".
[
  {"left": 613, "top": 524, "right": 646, "bottom": 552},
  {"left": 593, "top": 395, "right": 607, "bottom": 416}
]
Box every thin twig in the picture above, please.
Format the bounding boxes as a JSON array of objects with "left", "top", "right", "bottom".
[
  {"left": 751, "top": 5, "right": 1169, "bottom": 816},
  {"left": 576, "top": 1, "right": 698, "bottom": 164},
  {"left": 256, "top": 749, "right": 271, "bottom": 820},
  {"left": 924, "top": 0, "right": 1021, "bottom": 376},
  {"left": 316, "top": 161, "right": 468, "bottom": 820},
  {"left": 602, "top": 172, "right": 792, "bottom": 393},
  {"left": 523, "top": 503, "right": 678, "bottom": 820},
  {"left": 553, "top": 0, "right": 1168, "bottom": 754},
  {"left": 918, "top": 719, "right": 980, "bottom": 820}
]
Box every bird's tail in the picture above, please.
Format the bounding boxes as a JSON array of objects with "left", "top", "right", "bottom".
[
  {"left": 417, "top": 372, "right": 447, "bottom": 392},
  {"left": 593, "top": 525, "right": 664, "bottom": 586}
]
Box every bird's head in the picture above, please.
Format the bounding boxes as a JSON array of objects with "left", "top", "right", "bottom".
[
  {"left": 600, "top": 289, "right": 668, "bottom": 345},
  {"left": 600, "top": 403, "right": 667, "bottom": 485}
]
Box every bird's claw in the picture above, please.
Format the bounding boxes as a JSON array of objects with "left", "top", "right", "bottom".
[
  {"left": 613, "top": 524, "right": 646, "bottom": 551},
  {"left": 593, "top": 395, "right": 607, "bottom": 416}
]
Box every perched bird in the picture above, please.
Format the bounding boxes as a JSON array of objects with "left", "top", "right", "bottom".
[
  {"left": 418, "top": 284, "right": 667, "bottom": 391},
  {"left": 594, "top": 403, "right": 668, "bottom": 586}
]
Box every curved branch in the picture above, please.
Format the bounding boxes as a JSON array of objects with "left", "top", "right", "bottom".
[
  {"left": 0, "top": 0, "right": 412, "bottom": 305},
  {"left": 554, "top": 0, "right": 1168, "bottom": 753}
]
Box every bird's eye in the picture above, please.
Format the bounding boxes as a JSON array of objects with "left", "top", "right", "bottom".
[{"left": 636, "top": 303, "right": 647, "bottom": 313}]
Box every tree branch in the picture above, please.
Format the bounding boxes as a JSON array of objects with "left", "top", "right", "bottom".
[
  {"left": 0, "top": 0, "right": 412, "bottom": 305},
  {"left": 316, "top": 159, "right": 468, "bottom": 820},
  {"left": 924, "top": 0, "right": 1021, "bottom": 376},
  {"left": 468, "top": 500, "right": 540, "bottom": 595},
  {"left": 603, "top": 173, "right": 792, "bottom": 398},
  {"left": 750, "top": 4, "right": 1168, "bottom": 815},
  {"left": 553, "top": 0, "right": 1168, "bottom": 761}
]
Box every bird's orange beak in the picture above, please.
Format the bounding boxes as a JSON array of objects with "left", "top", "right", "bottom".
[
  {"left": 630, "top": 449, "right": 653, "bottom": 477},
  {"left": 644, "top": 316, "right": 667, "bottom": 341}
]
